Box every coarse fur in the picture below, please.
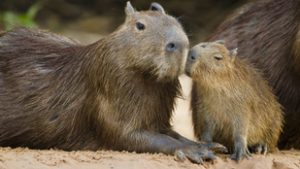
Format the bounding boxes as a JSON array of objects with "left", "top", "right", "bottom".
[
  {"left": 208, "top": 0, "right": 300, "bottom": 149},
  {"left": 0, "top": 2, "right": 217, "bottom": 163},
  {"left": 186, "top": 41, "right": 284, "bottom": 161}
]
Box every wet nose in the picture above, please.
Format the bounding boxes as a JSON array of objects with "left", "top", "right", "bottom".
[
  {"left": 188, "top": 49, "right": 198, "bottom": 61},
  {"left": 166, "top": 42, "right": 180, "bottom": 52}
]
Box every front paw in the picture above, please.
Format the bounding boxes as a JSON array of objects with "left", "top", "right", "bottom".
[
  {"left": 203, "top": 142, "right": 228, "bottom": 153},
  {"left": 249, "top": 143, "right": 268, "bottom": 155},
  {"left": 230, "top": 145, "right": 252, "bottom": 162},
  {"left": 175, "top": 145, "right": 216, "bottom": 164}
]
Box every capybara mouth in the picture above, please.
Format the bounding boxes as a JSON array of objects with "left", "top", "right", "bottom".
[
  {"left": 185, "top": 68, "right": 191, "bottom": 77},
  {"left": 184, "top": 60, "right": 193, "bottom": 77}
]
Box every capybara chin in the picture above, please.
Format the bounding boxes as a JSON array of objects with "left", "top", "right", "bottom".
[
  {"left": 0, "top": 2, "right": 216, "bottom": 164},
  {"left": 185, "top": 41, "right": 284, "bottom": 161},
  {"left": 208, "top": 0, "right": 300, "bottom": 149}
]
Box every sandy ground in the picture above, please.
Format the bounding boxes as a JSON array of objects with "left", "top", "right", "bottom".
[
  {"left": 1, "top": 147, "right": 300, "bottom": 169},
  {"left": 1, "top": 75, "right": 300, "bottom": 169}
]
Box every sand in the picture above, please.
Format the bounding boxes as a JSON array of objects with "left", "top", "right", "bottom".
[
  {"left": 0, "top": 75, "right": 299, "bottom": 169},
  {"left": 0, "top": 148, "right": 299, "bottom": 169}
]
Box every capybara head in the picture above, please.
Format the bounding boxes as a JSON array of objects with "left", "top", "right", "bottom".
[
  {"left": 107, "top": 2, "right": 189, "bottom": 81},
  {"left": 185, "top": 40, "right": 237, "bottom": 78}
]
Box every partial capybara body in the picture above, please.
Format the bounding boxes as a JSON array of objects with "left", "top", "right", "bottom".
[
  {"left": 0, "top": 2, "right": 216, "bottom": 163},
  {"left": 185, "top": 41, "right": 284, "bottom": 161},
  {"left": 208, "top": 0, "right": 300, "bottom": 149}
]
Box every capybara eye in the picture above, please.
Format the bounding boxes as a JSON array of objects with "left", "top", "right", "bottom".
[
  {"left": 201, "top": 44, "right": 206, "bottom": 48},
  {"left": 214, "top": 55, "right": 223, "bottom": 60},
  {"left": 136, "top": 22, "right": 145, "bottom": 30}
]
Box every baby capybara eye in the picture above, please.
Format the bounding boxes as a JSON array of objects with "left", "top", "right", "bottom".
[
  {"left": 214, "top": 55, "right": 223, "bottom": 60},
  {"left": 136, "top": 22, "right": 145, "bottom": 30}
]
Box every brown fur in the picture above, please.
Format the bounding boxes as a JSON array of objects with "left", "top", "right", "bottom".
[
  {"left": 0, "top": 3, "right": 217, "bottom": 163},
  {"left": 208, "top": 0, "right": 300, "bottom": 149},
  {"left": 186, "top": 41, "right": 283, "bottom": 160}
]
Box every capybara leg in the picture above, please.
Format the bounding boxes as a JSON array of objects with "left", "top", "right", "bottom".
[
  {"left": 199, "top": 121, "right": 227, "bottom": 153},
  {"left": 261, "top": 144, "right": 268, "bottom": 155},
  {"left": 231, "top": 135, "right": 251, "bottom": 161},
  {"left": 165, "top": 129, "right": 227, "bottom": 153},
  {"left": 164, "top": 129, "right": 198, "bottom": 145},
  {"left": 201, "top": 121, "right": 214, "bottom": 143},
  {"left": 204, "top": 142, "right": 228, "bottom": 153},
  {"left": 131, "top": 130, "right": 216, "bottom": 164},
  {"left": 249, "top": 143, "right": 268, "bottom": 155},
  {"left": 175, "top": 144, "right": 216, "bottom": 164}
]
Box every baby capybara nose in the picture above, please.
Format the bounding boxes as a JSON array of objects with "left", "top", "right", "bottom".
[{"left": 187, "top": 49, "right": 198, "bottom": 62}]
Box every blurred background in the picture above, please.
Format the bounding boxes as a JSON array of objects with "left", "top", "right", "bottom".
[
  {"left": 0, "top": 0, "right": 247, "bottom": 140},
  {"left": 0, "top": 0, "right": 247, "bottom": 44}
]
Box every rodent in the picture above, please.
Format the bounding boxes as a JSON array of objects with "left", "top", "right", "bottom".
[
  {"left": 0, "top": 2, "right": 217, "bottom": 164},
  {"left": 207, "top": 0, "right": 300, "bottom": 149},
  {"left": 185, "top": 40, "right": 284, "bottom": 161}
]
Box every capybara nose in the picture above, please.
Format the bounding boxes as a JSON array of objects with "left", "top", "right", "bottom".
[
  {"left": 166, "top": 41, "right": 186, "bottom": 53},
  {"left": 188, "top": 49, "right": 198, "bottom": 62},
  {"left": 166, "top": 42, "right": 178, "bottom": 52}
]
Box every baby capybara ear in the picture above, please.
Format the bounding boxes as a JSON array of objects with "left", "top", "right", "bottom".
[
  {"left": 149, "top": 2, "right": 166, "bottom": 14},
  {"left": 215, "top": 40, "right": 226, "bottom": 45},
  {"left": 230, "top": 48, "right": 238, "bottom": 62}
]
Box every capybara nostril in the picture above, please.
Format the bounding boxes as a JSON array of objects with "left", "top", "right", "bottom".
[
  {"left": 190, "top": 54, "right": 196, "bottom": 60},
  {"left": 188, "top": 49, "right": 198, "bottom": 61},
  {"left": 166, "top": 42, "right": 177, "bottom": 52}
]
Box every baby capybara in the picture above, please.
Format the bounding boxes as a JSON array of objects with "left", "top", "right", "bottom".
[
  {"left": 0, "top": 2, "right": 216, "bottom": 164},
  {"left": 208, "top": 0, "right": 300, "bottom": 149},
  {"left": 185, "top": 41, "right": 283, "bottom": 161}
]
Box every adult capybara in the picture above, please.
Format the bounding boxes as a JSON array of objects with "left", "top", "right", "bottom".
[
  {"left": 185, "top": 41, "right": 284, "bottom": 161},
  {"left": 0, "top": 2, "right": 217, "bottom": 163},
  {"left": 208, "top": 0, "right": 300, "bottom": 149}
]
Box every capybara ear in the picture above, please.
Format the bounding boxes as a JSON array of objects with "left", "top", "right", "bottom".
[
  {"left": 125, "top": 1, "right": 135, "bottom": 17},
  {"left": 150, "top": 2, "right": 166, "bottom": 14},
  {"left": 230, "top": 48, "right": 238, "bottom": 61},
  {"left": 215, "top": 40, "right": 226, "bottom": 45}
]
